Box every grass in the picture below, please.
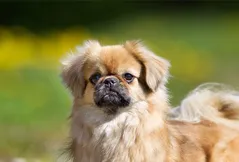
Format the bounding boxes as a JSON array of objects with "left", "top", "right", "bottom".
[{"left": 0, "top": 68, "right": 70, "bottom": 159}]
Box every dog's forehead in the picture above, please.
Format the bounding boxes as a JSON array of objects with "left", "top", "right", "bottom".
[{"left": 98, "top": 45, "right": 141, "bottom": 74}]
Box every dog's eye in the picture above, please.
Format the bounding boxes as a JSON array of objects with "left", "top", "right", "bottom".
[
  {"left": 123, "top": 73, "right": 135, "bottom": 83},
  {"left": 90, "top": 73, "right": 101, "bottom": 85}
]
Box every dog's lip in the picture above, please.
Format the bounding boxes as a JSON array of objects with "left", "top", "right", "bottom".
[
  {"left": 103, "top": 88, "right": 119, "bottom": 94},
  {"left": 103, "top": 91, "right": 118, "bottom": 96},
  {"left": 100, "top": 91, "right": 119, "bottom": 101}
]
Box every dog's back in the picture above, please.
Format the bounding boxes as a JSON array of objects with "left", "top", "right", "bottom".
[
  {"left": 168, "top": 83, "right": 239, "bottom": 161},
  {"left": 169, "top": 83, "right": 239, "bottom": 130}
]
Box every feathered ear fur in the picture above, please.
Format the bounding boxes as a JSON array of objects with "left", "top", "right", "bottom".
[
  {"left": 60, "top": 40, "right": 101, "bottom": 97},
  {"left": 124, "top": 40, "right": 170, "bottom": 92}
]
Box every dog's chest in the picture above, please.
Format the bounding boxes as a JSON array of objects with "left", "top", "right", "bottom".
[
  {"left": 72, "top": 112, "right": 167, "bottom": 162},
  {"left": 73, "top": 116, "right": 138, "bottom": 161}
]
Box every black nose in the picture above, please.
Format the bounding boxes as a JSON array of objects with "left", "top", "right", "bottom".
[{"left": 103, "top": 77, "right": 119, "bottom": 87}]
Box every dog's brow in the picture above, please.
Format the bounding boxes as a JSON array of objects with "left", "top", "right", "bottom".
[{"left": 126, "top": 69, "right": 140, "bottom": 77}]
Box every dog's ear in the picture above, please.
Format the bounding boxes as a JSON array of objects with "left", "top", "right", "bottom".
[
  {"left": 124, "top": 40, "right": 170, "bottom": 92},
  {"left": 61, "top": 40, "right": 101, "bottom": 97}
]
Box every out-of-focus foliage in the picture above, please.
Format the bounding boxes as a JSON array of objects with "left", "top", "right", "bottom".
[
  {"left": 0, "top": 2, "right": 239, "bottom": 161},
  {"left": 0, "top": 27, "right": 90, "bottom": 69}
]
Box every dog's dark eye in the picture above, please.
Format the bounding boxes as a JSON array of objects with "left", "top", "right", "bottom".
[
  {"left": 123, "top": 73, "right": 135, "bottom": 83},
  {"left": 90, "top": 73, "right": 101, "bottom": 85}
]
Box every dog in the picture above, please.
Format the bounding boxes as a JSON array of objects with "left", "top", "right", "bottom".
[{"left": 61, "top": 40, "right": 239, "bottom": 162}]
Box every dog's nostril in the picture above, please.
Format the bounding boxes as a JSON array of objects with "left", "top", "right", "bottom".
[{"left": 103, "top": 78, "right": 118, "bottom": 86}]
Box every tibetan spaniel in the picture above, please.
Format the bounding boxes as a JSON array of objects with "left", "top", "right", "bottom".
[{"left": 61, "top": 40, "right": 239, "bottom": 162}]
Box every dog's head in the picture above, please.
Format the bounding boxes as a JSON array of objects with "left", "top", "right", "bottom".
[{"left": 61, "top": 40, "right": 170, "bottom": 114}]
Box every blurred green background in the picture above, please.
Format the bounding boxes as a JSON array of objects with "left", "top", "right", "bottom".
[{"left": 0, "top": 1, "right": 239, "bottom": 161}]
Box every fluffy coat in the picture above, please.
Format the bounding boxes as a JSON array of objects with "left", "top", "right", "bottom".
[{"left": 61, "top": 40, "right": 239, "bottom": 162}]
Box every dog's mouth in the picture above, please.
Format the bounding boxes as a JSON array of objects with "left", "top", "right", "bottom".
[{"left": 94, "top": 84, "right": 131, "bottom": 114}]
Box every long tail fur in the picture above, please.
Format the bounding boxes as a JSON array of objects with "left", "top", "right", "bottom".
[{"left": 169, "top": 83, "right": 239, "bottom": 129}]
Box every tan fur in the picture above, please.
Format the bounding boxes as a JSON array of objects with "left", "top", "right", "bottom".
[
  {"left": 61, "top": 40, "right": 239, "bottom": 162},
  {"left": 169, "top": 83, "right": 239, "bottom": 130}
]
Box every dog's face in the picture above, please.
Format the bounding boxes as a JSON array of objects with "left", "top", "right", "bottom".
[{"left": 61, "top": 40, "right": 170, "bottom": 114}]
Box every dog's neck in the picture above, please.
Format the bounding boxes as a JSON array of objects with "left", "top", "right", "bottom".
[{"left": 70, "top": 90, "right": 173, "bottom": 162}]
